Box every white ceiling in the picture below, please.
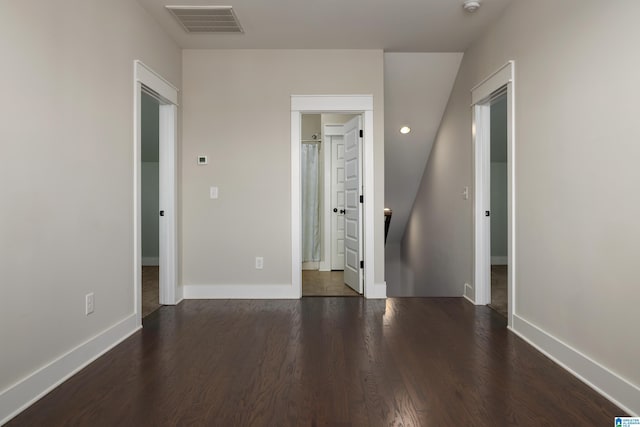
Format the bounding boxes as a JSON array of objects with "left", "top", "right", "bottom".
[
  {"left": 384, "top": 53, "right": 463, "bottom": 244},
  {"left": 136, "top": 0, "right": 512, "bottom": 51}
]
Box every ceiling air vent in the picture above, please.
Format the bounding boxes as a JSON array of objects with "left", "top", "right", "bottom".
[{"left": 165, "top": 6, "right": 244, "bottom": 33}]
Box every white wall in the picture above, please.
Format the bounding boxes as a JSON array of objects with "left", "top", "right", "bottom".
[
  {"left": 401, "top": 0, "right": 640, "bottom": 413},
  {"left": 181, "top": 50, "right": 384, "bottom": 291},
  {"left": 301, "top": 114, "right": 321, "bottom": 140},
  {"left": 0, "top": 0, "right": 181, "bottom": 420}
]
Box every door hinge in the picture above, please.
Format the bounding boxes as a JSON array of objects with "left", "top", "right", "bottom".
[
  {"left": 360, "top": 260, "right": 364, "bottom": 269},
  {"left": 359, "top": 195, "right": 363, "bottom": 203},
  {"left": 359, "top": 129, "right": 363, "bottom": 138}
]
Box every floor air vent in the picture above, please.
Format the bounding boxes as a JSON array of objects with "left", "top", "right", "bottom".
[{"left": 165, "top": 6, "right": 243, "bottom": 33}]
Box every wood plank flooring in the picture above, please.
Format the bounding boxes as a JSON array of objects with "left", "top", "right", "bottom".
[
  {"left": 141, "top": 266, "right": 161, "bottom": 318},
  {"left": 7, "top": 299, "right": 625, "bottom": 426},
  {"left": 302, "top": 270, "right": 360, "bottom": 296},
  {"left": 489, "top": 265, "right": 508, "bottom": 317}
]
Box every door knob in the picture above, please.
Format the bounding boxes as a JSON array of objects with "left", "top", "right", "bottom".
[
  {"left": 333, "top": 208, "right": 338, "bottom": 213},
  {"left": 160, "top": 210, "right": 165, "bottom": 217}
]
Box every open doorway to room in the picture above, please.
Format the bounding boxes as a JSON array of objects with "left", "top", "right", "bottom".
[
  {"left": 471, "top": 61, "right": 515, "bottom": 327},
  {"left": 141, "top": 92, "right": 161, "bottom": 317},
  {"left": 301, "top": 113, "right": 363, "bottom": 297},
  {"left": 488, "top": 94, "right": 508, "bottom": 317},
  {"left": 134, "top": 61, "right": 179, "bottom": 325}
]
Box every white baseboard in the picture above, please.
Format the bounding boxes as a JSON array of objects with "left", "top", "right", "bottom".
[
  {"left": 511, "top": 314, "right": 639, "bottom": 416},
  {"left": 302, "top": 262, "right": 319, "bottom": 270},
  {"left": 366, "top": 282, "right": 387, "bottom": 299},
  {"left": 183, "top": 284, "right": 299, "bottom": 299},
  {"left": 463, "top": 283, "right": 475, "bottom": 303},
  {"left": 0, "top": 314, "right": 139, "bottom": 425},
  {"left": 142, "top": 257, "right": 159, "bottom": 266},
  {"left": 491, "top": 256, "right": 508, "bottom": 265},
  {"left": 175, "top": 284, "right": 184, "bottom": 304},
  {"left": 319, "top": 261, "right": 331, "bottom": 272}
]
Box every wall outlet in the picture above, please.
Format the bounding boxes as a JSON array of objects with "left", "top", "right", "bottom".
[
  {"left": 85, "top": 293, "right": 94, "bottom": 315},
  {"left": 462, "top": 186, "right": 469, "bottom": 200},
  {"left": 210, "top": 186, "right": 219, "bottom": 199},
  {"left": 255, "top": 257, "right": 264, "bottom": 270}
]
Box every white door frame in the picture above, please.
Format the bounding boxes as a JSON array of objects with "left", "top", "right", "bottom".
[
  {"left": 134, "top": 60, "right": 180, "bottom": 326},
  {"left": 471, "top": 61, "right": 516, "bottom": 327},
  {"left": 291, "top": 95, "right": 375, "bottom": 298}
]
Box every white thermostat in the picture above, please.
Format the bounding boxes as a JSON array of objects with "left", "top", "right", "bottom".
[{"left": 197, "top": 155, "right": 208, "bottom": 165}]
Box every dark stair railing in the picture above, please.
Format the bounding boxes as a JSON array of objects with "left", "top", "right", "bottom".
[{"left": 384, "top": 208, "right": 392, "bottom": 245}]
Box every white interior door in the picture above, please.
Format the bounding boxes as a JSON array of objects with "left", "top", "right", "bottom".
[
  {"left": 330, "top": 135, "right": 346, "bottom": 270},
  {"left": 343, "top": 116, "right": 363, "bottom": 294},
  {"left": 158, "top": 104, "right": 177, "bottom": 305}
]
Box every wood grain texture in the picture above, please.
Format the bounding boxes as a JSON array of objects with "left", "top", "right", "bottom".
[
  {"left": 7, "top": 299, "right": 625, "bottom": 426},
  {"left": 302, "top": 270, "right": 360, "bottom": 296},
  {"left": 489, "top": 265, "right": 507, "bottom": 317},
  {"left": 142, "top": 266, "right": 161, "bottom": 318}
]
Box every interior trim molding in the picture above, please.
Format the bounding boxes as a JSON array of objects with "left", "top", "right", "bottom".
[
  {"left": 291, "top": 94, "right": 378, "bottom": 300},
  {"left": 175, "top": 285, "right": 184, "bottom": 304},
  {"left": 183, "top": 284, "right": 298, "bottom": 299},
  {"left": 134, "top": 60, "right": 180, "bottom": 325},
  {"left": 464, "top": 283, "right": 475, "bottom": 302},
  {"left": 0, "top": 315, "right": 139, "bottom": 425},
  {"left": 302, "top": 262, "right": 319, "bottom": 270},
  {"left": 368, "top": 282, "right": 387, "bottom": 299},
  {"left": 511, "top": 314, "right": 639, "bottom": 416},
  {"left": 134, "top": 60, "right": 179, "bottom": 105},
  {"left": 471, "top": 60, "right": 516, "bottom": 329}
]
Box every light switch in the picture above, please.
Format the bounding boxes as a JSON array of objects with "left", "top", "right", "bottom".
[
  {"left": 462, "top": 186, "right": 469, "bottom": 200},
  {"left": 210, "top": 186, "right": 219, "bottom": 199}
]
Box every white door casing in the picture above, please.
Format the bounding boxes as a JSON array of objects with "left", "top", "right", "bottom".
[
  {"left": 331, "top": 135, "right": 346, "bottom": 270},
  {"left": 291, "top": 95, "right": 380, "bottom": 299},
  {"left": 134, "top": 60, "right": 180, "bottom": 327},
  {"left": 343, "top": 116, "right": 363, "bottom": 294},
  {"left": 471, "top": 61, "right": 515, "bottom": 328}
]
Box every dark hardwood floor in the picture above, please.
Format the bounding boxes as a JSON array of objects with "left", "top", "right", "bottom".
[
  {"left": 141, "top": 266, "right": 161, "bottom": 318},
  {"left": 7, "top": 299, "right": 624, "bottom": 426}
]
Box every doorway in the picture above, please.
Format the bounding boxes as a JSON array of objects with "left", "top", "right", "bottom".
[
  {"left": 471, "top": 61, "right": 515, "bottom": 327},
  {"left": 141, "top": 92, "right": 161, "bottom": 317},
  {"left": 291, "top": 95, "right": 376, "bottom": 299},
  {"left": 134, "top": 61, "right": 180, "bottom": 326},
  {"left": 300, "top": 113, "right": 362, "bottom": 297},
  {"left": 488, "top": 94, "right": 508, "bottom": 317}
]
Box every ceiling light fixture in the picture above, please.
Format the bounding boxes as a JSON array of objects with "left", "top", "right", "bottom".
[
  {"left": 400, "top": 126, "right": 411, "bottom": 134},
  {"left": 463, "top": 0, "right": 481, "bottom": 13}
]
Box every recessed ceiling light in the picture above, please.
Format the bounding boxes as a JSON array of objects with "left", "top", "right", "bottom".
[{"left": 400, "top": 126, "right": 411, "bottom": 134}]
